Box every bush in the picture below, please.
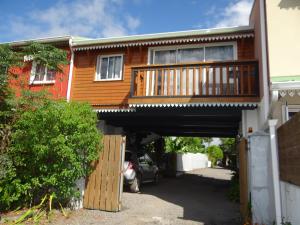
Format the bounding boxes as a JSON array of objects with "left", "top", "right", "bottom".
[
  {"left": 0, "top": 96, "right": 102, "bottom": 210},
  {"left": 206, "top": 145, "right": 223, "bottom": 166}
]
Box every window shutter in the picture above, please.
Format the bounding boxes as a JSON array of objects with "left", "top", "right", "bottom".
[{"left": 29, "top": 61, "right": 36, "bottom": 84}]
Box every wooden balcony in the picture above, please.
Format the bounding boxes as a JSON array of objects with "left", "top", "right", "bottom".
[{"left": 129, "top": 60, "right": 259, "bottom": 104}]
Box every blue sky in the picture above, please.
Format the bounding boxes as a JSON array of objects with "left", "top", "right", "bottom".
[{"left": 0, "top": 0, "right": 253, "bottom": 42}]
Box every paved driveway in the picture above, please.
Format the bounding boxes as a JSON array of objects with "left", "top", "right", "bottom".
[{"left": 52, "top": 168, "right": 240, "bottom": 225}]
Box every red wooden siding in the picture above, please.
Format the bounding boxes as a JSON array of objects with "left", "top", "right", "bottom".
[{"left": 9, "top": 48, "right": 71, "bottom": 99}]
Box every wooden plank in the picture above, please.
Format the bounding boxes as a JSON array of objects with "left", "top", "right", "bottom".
[
  {"left": 83, "top": 161, "right": 96, "bottom": 208},
  {"left": 111, "top": 136, "right": 123, "bottom": 211},
  {"left": 99, "top": 136, "right": 110, "bottom": 210},
  {"left": 174, "top": 69, "right": 177, "bottom": 95},
  {"left": 186, "top": 68, "right": 190, "bottom": 96},
  {"left": 278, "top": 112, "right": 300, "bottom": 187},
  {"left": 167, "top": 69, "right": 171, "bottom": 96},
  {"left": 247, "top": 65, "right": 252, "bottom": 95},
  {"left": 212, "top": 67, "right": 216, "bottom": 95},
  {"left": 148, "top": 70, "right": 153, "bottom": 96},
  {"left": 193, "top": 67, "right": 196, "bottom": 95},
  {"left": 199, "top": 66, "right": 202, "bottom": 95},
  {"left": 161, "top": 69, "right": 164, "bottom": 96},
  {"left": 142, "top": 70, "right": 146, "bottom": 96},
  {"left": 93, "top": 158, "right": 102, "bottom": 209},
  {"left": 105, "top": 136, "right": 116, "bottom": 211},
  {"left": 128, "top": 96, "right": 260, "bottom": 104},
  {"left": 220, "top": 67, "right": 223, "bottom": 95},
  {"left": 136, "top": 71, "right": 140, "bottom": 96},
  {"left": 233, "top": 66, "right": 237, "bottom": 95},
  {"left": 155, "top": 69, "right": 159, "bottom": 96},
  {"left": 240, "top": 65, "right": 244, "bottom": 95},
  {"left": 206, "top": 67, "right": 209, "bottom": 95},
  {"left": 180, "top": 67, "right": 183, "bottom": 95},
  {"left": 226, "top": 66, "right": 230, "bottom": 95}
]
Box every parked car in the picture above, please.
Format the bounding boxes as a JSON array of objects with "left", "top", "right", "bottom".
[{"left": 123, "top": 150, "right": 159, "bottom": 192}]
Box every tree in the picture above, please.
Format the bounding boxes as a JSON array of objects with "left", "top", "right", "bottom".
[
  {"left": 165, "top": 137, "right": 206, "bottom": 154},
  {"left": 0, "top": 98, "right": 102, "bottom": 209},
  {"left": 219, "top": 138, "right": 236, "bottom": 168},
  {"left": 0, "top": 43, "right": 102, "bottom": 210},
  {"left": 206, "top": 145, "right": 223, "bottom": 166}
]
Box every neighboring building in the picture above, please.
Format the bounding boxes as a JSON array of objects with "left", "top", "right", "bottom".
[
  {"left": 5, "top": 36, "right": 81, "bottom": 100},
  {"left": 265, "top": 1, "right": 300, "bottom": 224},
  {"left": 246, "top": 1, "right": 300, "bottom": 224}
]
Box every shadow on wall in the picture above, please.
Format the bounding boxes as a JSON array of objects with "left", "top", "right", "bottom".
[
  {"left": 137, "top": 171, "right": 240, "bottom": 225},
  {"left": 278, "top": 0, "right": 300, "bottom": 9}
]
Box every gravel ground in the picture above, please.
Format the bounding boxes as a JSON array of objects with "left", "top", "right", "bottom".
[
  {"left": 1, "top": 168, "right": 240, "bottom": 225},
  {"left": 52, "top": 167, "right": 240, "bottom": 225}
]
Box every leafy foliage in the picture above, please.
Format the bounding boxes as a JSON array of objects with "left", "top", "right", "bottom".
[
  {"left": 0, "top": 95, "right": 102, "bottom": 210},
  {"left": 165, "top": 137, "right": 206, "bottom": 154},
  {"left": 219, "top": 138, "right": 236, "bottom": 154},
  {"left": 0, "top": 43, "right": 101, "bottom": 211},
  {"left": 227, "top": 171, "right": 240, "bottom": 203},
  {"left": 206, "top": 145, "right": 223, "bottom": 166},
  {"left": 22, "top": 42, "right": 69, "bottom": 73}
]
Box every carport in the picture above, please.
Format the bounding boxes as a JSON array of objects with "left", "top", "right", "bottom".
[{"left": 83, "top": 104, "right": 255, "bottom": 215}]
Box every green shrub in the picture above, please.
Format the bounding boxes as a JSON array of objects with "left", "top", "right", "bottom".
[
  {"left": 206, "top": 145, "right": 223, "bottom": 166},
  {"left": 165, "top": 137, "right": 206, "bottom": 154},
  {"left": 227, "top": 171, "right": 240, "bottom": 202},
  {"left": 0, "top": 96, "right": 102, "bottom": 210}
]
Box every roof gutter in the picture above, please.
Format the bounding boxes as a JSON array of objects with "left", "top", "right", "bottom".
[
  {"left": 66, "top": 37, "right": 75, "bottom": 102},
  {"left": 2, "top": 36, "right": 71, "bottom": 47}
]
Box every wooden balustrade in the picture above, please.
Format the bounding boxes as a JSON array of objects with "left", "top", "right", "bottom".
[{"left": 130, "top": 60, "right": 258, "bottom": 98}]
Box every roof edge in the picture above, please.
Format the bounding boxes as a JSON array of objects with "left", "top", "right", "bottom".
[{"left": 72, "top": 25, "right": 254, "bottom": 48}]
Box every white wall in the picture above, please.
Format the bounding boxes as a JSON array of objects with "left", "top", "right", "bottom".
[
  {"left": 249, "top": 131, "right": 276, "bottom": 224},
  {"left": 280, "top": 181, "right": 300, "bottom": 224},
  {"left": 176, "top": 153, "right": 209, "bottom": 172},
  {"left": 242, "top": 109, "right": 259, "bottom": 137}
]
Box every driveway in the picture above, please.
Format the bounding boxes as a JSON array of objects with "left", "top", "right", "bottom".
[{"left": 52, "top": 168, "right": 240, "bottom": 225}]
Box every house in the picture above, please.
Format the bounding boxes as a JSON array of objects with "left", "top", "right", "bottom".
[
  {"left": 68, "top": 26, "right": 262, "bottom": 212},
  {"left": 244, "top": 0, "right": 300, "bottom": 224},
  {"left": 6, "top": 36, "right": 80, "bottom": 100}
]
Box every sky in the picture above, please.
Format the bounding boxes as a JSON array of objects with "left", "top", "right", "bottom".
[{"left": 0, "top": 0, "right": 254, "bottom": 43}]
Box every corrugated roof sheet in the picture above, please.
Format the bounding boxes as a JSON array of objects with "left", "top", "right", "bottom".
[{"left": 72, "top": 26, "right": 254, "bottom": 50}]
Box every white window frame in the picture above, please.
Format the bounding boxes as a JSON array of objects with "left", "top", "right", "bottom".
[
  {"left": 30, "top": 61, "right": 56, "bottom": 85},
  {"left": 95, "top": 54, "right": 124, "bottom": 81},
  {"left": 147, "top": 41, "right": 238, "bottom": 64},
  {"left": 282, "top": 104, "right": 300, "bottom": 123}
]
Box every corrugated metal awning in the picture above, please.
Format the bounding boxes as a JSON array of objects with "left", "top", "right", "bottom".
[
  {"left": 129, "top": 102, "right": 258, "bottom": 108},
  {"left": 73, "top": 33, "right": 254, "bottom": 51}
]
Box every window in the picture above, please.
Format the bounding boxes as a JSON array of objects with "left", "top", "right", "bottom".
[
  {"left": 282, "top": 104, "right": 300, "bottom": 122},
  {"left": 95, "top": 55, "right": 123, "bottom": 81},
  {"left": 153, "top": 50, "right": 176, "bottom": 64},
  {"left": 30, "top": 61, "right": 56, "bottom": 84},
  {"left": 150, "top": 43, "right": 235, "bottom": 64},
  {"left": 178, "top": 48, "right": 204, "bottom": 63},
  {"left": 205, "top": 46, "right": 234, "bottom": 61}
]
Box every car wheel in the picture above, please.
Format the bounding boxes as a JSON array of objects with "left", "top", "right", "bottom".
[{"left": 130, "top": 175, "right": 141, "bottom": 193}]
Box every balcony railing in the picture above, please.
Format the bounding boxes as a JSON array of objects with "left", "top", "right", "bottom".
[{"left": 131, "top": 60, "right": 258, "bottom": 98}]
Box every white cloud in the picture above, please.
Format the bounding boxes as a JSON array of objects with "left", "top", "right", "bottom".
[
  {"left": 7, "top": 0, "right": 141, "bottom": 40},
  {"left": 126, "top": 15, "right": 141, "bottom": 31},
  {"left": 215, "top": 0, "right": 253, "bottom": 28}
]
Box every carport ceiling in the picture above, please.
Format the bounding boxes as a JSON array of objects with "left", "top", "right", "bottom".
[{"left": 100, "top": 107, "right": 245, "bottom": 137}]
